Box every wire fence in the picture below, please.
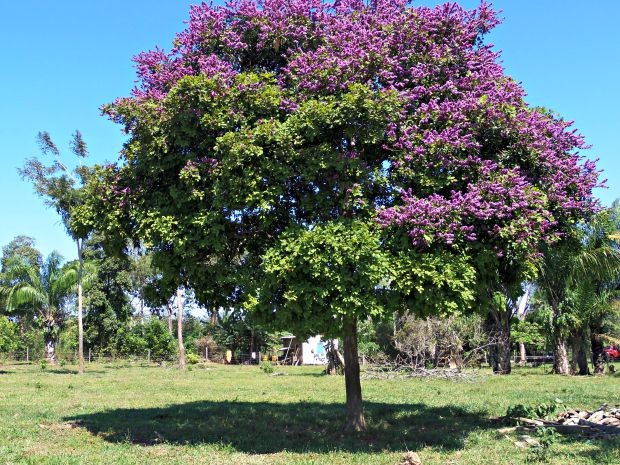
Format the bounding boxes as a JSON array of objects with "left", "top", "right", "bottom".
[
  {"left": 3, "top": 348, "right": 554, "bottom": 368},
  {"left": 2, "top": 349, "right": 265, "bottom": 365}
]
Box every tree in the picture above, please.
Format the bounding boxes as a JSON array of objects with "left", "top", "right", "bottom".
[
  {"left": 1, "top": 236, "right": 43, "bottom": 273},
  {"left": 78, "top": 0, "right": 599, "bottom": 430},
  {"left": 0, "top": 253, "right": 77, "bottom": 363},
  {"left": 537, "top": 207, "right": 620, "bottom": 375},
  {"left": 0, "top": 236, "right": 44, "bottom": 334},
  {"left": 82, "top": 235, "right": 133, "bottom": 354},
  {"left": 20, "top": 131, "right": 91, "bottom": 374}
]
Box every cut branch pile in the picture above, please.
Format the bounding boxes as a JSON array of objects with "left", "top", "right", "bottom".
[
  {"left": 514, "top": 404, "right": 620, "bottom": 437},
  {"left": 361, "top": 364, "right": 482, "bottom": 381}
]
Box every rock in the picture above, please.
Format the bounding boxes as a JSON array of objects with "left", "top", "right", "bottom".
[{"left": 399, "top": 451, "right": 422, "bottom": 465}]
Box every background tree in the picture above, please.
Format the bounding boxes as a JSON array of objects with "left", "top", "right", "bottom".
[
  {"left": 20, "top": 131, "right": 91, "bottom": 374},
  {"left": 0, "top": 252, "right": 77, "bottom": 363},
  {"left": 82, "top": 235, "right": 133, "bottom": 355},
  {"left": 0, "top": 236, "right": 44, "bottom": 336},
  {"left": 77, "top": 0, "right": 599, "bottom": 430},
  {"left": 536, "top": 207, "right": 620, "bottom": 375}
]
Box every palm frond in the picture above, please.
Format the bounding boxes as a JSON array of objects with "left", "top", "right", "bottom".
[
  {"left": 6, "top": 284, "right": 47, "bottom": 310},
  {"left": 51, "top": 267, "right": 78, "bottom": 300}
]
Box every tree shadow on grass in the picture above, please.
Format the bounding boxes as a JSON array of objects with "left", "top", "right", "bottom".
[
  {"left": 570, "top": 434, "right": 620, "bottom": 464},
  {"left": 66, "top": 400, "right": 491, "bottom": 453},
  {"left": 45, "top": 368, "right": 107, "bottom": 375}
]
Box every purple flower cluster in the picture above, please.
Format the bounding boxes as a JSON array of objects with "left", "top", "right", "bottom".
[{"left": 109, "top": 0, "right": 601, "bottom": 260}]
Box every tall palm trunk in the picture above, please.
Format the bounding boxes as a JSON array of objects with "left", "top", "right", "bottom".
[
  {"left": 519, "top": 342, "right": 527, "bottom": 365},
  {"left": 343, "top": 316, "right": 366, "bottom": 432},
  {"left": 77, "top": 239, "right": 85, "bottom": 374},
  {"left": 43, "top": 318, "right": 57, "bottom": 364},
  {"left": 176, "top": 288, "right": 186, "bottom": 371}
]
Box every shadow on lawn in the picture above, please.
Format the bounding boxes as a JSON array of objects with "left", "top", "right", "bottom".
[{"left": 66, "top": 400, "right": 489, "bottom": 453}]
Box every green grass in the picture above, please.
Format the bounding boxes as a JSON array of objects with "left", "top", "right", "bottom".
[{"left": 0, "top": 362, "right": 618, "bottom": 464}]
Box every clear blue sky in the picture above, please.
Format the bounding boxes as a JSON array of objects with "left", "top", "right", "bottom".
[{"left": 1, "top": 1, "right": 618, "bottom": 262}]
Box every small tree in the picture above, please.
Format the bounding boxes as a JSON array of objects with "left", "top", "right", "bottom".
[{"left": 20, "top": 131, "right": 91, "bottom": 374}]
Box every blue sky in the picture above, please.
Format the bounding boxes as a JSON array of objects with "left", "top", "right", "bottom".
[{"left": 0, "top": 1, "right": 618, "bottom": 261}]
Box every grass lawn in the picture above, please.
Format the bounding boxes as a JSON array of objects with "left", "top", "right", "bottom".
[{"left": 0, "top": 361, "right": 618, "bottom": 464}]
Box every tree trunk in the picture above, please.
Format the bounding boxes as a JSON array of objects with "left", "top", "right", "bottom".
[
  {"left": 571, "top": 332, "right": 589, "bottom": 375},
  {"left": 176, "top": 288, "right": 186, "bottom": 371},
  {"left": 552, "top": 333, "right": 570, "bottom": 375},
  {"left": 210, "top": 309, "right": 218, "bottom": 325},
  {"left": 519, "top": 342, "right": 527, "bottom": 365},
  {"left": 551, "top": 306, "right": 570, "bottom": 375},
  {"left": 342, "top": 316, "right": 366, "bottom": 432},
  {"left": 167, "top": 303, "right": 174, "bottom": 334},
  {"left": 590, "top": 327, "right": 605, "bottom": 375},
  {"left": 325, "top": 340, "right": 344, "bottom": 375},
  {"left": 485, "top": 311, "right": 512, "bottom": 374},
  {"left": 77, "top": 239, "right": 85, "bottom": 374},
  {"left": 43, "top": 320, "right": 57, "bottom": 364}
]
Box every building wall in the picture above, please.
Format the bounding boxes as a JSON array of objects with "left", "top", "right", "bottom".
[{"left": 302, "top": 336, "right": 337, "bottom": 365}]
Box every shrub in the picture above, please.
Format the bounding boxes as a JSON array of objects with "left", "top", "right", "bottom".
[
  {"left": 259, "top": 361, "right": 274, "bottom": 374},
  {"left": 186, "top": 353, "right": 199, "bottom": 364},
  {"left": 0, "top": 316, "right": 19, "bottom": 354}
]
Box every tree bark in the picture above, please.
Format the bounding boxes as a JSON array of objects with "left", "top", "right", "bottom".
[
  {"left": 519, "top": 342, "right": 527, "bottom": 365},
  {"left": 176, "top": 288, "right": 186, "bottom": 371},
  {"left": 325, "top": 340, "right": 345, "bottom": 375},
  {"left": 590, "top": 327, "right": 605, "bottom": 375},
  {"left": 77, "top": 239, "right": 85, "bottom": 374},
  {"left": 552, "top": 333, "right": 570, "bottom": 375},
  {"left": 43, "top": 320, "right": 57, "bottom": 364},
  {"left": 342, "top": 316, "right": 366, "bottom": 432},
  {"left": 485, "top": 311, "right": 512, "bottom": 374},
  {"left": 551, "top": 306, "right": 570, "bottom": 375},
  {"left": 571, "top": 332, "right": 589, "bottom": 375},
  {"left": 167, "top": 302, "right": 174, "bottom": 334}
]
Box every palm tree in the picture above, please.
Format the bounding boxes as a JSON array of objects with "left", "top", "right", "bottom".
[
  {"left": 1, "top": 252, "right": 77, "bottom": 363},
  {"left": 537, "top": 209, "right": 620, "bottom": 375}
]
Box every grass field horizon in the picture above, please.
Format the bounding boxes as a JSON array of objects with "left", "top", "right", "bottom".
[{"left": 0, "top": 362, "right": 618, "bottom": 464}]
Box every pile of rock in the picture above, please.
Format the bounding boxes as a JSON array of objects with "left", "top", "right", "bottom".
[
  {"left": 555, "top": 404, "right": 620, "bottom": 430},
  {"left": 515, "top": 404, "right": 620, "bottom": 437}
]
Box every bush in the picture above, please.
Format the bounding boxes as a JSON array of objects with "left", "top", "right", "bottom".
[
  {"left": 116, "top": 318, "right": 176, "bottom": 359},
  {"left": 186, "top": 353, "right": 199, "bottom": 364},
  {"left": 259, "top": 361, "right": 274, "bottom": 374},
  {"left": 0, "top": 316, "right": 19, "bottom": 354}
]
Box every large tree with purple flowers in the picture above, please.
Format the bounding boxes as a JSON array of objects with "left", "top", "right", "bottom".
[{"left": 77, "top": 0, "right": 600, "bottom": 431}]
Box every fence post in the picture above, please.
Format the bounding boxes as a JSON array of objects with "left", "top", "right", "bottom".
[
  {"left": 147, "top": 349, "right": 151, "bottom": 364},
  {"left": 26, "top": 347, "right": 29, "bottom": 363},
  {"left": 204, "top": 347, "right": 208, "bottom": 361},
  {"left": 88, "top": 348, "right": 92, "bottom": 363}
]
